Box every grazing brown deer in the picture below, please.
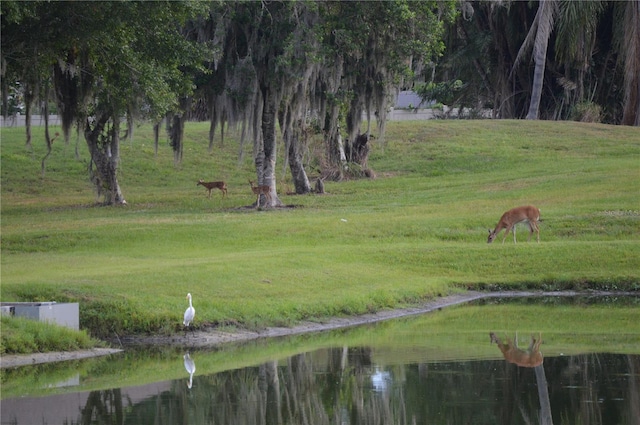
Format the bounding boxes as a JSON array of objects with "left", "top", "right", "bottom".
[
  {"left": 490, "top": 332, "right": 543, "bottom": 368},
  {"left": 248, "top": 179, "right": 272, "bottom": 208},
  {"left": 488, "top": 205, "right": 541, "bottom": 244},
  {"left": 197, "top": 179, "right": 227, "bottom": 198}
]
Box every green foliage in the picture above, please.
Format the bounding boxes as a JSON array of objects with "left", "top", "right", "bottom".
[
  {"left": 570, "top": 101, "right": 603, "bottom": 123},
  {"left": 432, "top": 2, "right": 635, "bottom": 123},
  {"left": 1, "top": 120, "right": 639, "bottom": 351},
  {"left": 2, "top": 1, "right": 209, "bottom": 122},
  {"left": 416, "top": 80, "right": 464, "bottom": 106}
]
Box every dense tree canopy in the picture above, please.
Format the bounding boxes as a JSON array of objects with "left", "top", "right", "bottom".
[
  {"left": 183, "top": 1, "right": 455, "bottom": 197},
  {"left": 427, "top": 0, "right": 639, "bottom": 124},
  {"left": 2, "top": 0, "right": 456, "bottom": 203},
  {"left": 2, "top": 1, "right": 209, "bottom": 203},
  {"left": 1, "top": 1, "right": 637, "bottom": 204}
]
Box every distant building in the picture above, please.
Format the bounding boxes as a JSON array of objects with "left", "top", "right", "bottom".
[{"left": 395, "top": 91, "right": 432, "bottom": 109}]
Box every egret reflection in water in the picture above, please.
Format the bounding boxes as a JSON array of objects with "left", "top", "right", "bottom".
[
  {"left": 371, "top": 366, "right": 392, "bottom": 393},
  {"left": 183, "top": 353, "right": 196, "bottom": 389}
]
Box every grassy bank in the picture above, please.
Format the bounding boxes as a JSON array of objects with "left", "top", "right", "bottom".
[{"left": 1, "top": 120, "right": 639, "bottom": 352}]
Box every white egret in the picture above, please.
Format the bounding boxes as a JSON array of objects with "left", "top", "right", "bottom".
[{"left": 183, "top": 293, "right": 195, "bottom": 335}]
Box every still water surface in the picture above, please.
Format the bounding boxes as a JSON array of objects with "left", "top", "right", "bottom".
[{"left": 2, "top": 296, "right": 639, "bottom": 424}]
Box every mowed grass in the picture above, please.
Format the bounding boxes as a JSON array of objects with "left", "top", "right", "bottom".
[{"left": 1, "top": 119, "right": 639, "bottom": 350}]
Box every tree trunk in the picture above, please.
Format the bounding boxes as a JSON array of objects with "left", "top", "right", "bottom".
[
  {"left": 325, "top": 103, "right": 343, "bottom": 171},
  {"left": 25, "top": 101, "right": 33, "bottom": 148},
  {"left": 40, "top": 84, "right": 60, "bottom": 178},
  {"left": 258, "top": 86, "right": 281, "bottom": 206},
  {"left": 526, "top": 0, "right": 556, "bottom": 120},
  {"left": 169, "top": 112, "right": 185, "bottom": 165},
  {"left": 208, "top": 106, "right": 218, "bottom": 152},
  {"left": 622, "top": 0, "right": 640, "bottom": 126},
  {"left": 153, "top": 121, "right": 160, "bottom": 156},
  {"left": 125, "top": 108, "right": 134, "bottom": 144},
  {"left": 41, "top": 99, "right": 52, "bottom": 178},
  {"left": 345, "top": 98, "right": 364, "bottom": 162},
  {"left": 286, "top": 126, "right": 311, "bottom": 194},
  {"left": 85, "top": 112, "right": 126, "bottom": 205},
  {"left": 24, "top": 81, "right": 35, "bottom": 148},
  {"left": 169, "top": 97, "right": 191, "bottom": 164},
  {"left": 1, "top": 77, "right": 8, "bottom": 120},
  {"left": 281, "top": 102, "right": 311, "bottom": 194},
  {"left": 208, "top": 89, "right": 218, "bottom": 152},
  {"left": 526, "top": 39, "right": 548, "bottom": 120}
]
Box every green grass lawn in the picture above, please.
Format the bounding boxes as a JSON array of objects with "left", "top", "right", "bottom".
[{"left": 1, "top": 119, "right": 639, "bottom": 352}]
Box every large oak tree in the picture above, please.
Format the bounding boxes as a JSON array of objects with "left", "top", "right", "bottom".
[{"left": 1, "top": 1, "right": 208, "bottom": 204}]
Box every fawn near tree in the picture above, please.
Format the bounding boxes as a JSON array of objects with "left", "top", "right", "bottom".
[{"left": 248, "top": 179, "right": 272, "bottom": 208}]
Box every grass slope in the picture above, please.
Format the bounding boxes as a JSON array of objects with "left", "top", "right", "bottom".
[{"left": 1, "top": 120, "right": 639, "bottom": 351}]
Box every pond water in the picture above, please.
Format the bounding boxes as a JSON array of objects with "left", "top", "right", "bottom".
[{"left": 2, "top": 295, "right": 639, "bottom": 425}]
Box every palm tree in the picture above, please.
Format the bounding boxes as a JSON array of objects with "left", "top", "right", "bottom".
[
  {"left": 553, "top": 0, "right": 605, "bottom": 119},
  {"left": 511, "top": 0, "right": 559, "bottom": 120},
  {"left": 620, "top": 0, "right": 640, "bottom": 126}
]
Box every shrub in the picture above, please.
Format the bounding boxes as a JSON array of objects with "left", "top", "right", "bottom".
[
  {"left": 571, "top": 101, "right": 602, "bottom": 123},
  {"left": 0, "top": 315, "right": 97, "bottom": 354}
]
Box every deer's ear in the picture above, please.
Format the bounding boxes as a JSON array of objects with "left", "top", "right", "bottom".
[{"left": 488, "top": 229, "right": 491, "bottom": 234}]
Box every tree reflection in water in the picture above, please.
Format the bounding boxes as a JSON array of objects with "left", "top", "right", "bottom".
[
  {"left": 80, "top": 388, "right": 125, "bottom": 425},
  {"left": 64, "top": 350, "right": 639, "bottom": 425}
]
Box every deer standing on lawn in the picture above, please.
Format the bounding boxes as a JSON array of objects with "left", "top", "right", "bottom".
[
  {"left": 490, "top": 332, "right": 543, "bottom": 368},
  {"left": 488, "top": 205, "right": 541, "bottom": 244},
  {"left": 197, "top": 179, "right": 227, "bottom": 199},
  {"left": 249, "top": 179, "right": 272, "bottom": 208}
]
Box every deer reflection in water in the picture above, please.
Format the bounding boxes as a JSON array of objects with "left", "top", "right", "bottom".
[
  {"left": 491, "top": 332, "right": 552, "bottom": 425},
  {"left": 184, "top": 353, "right": 196, "bottom": 389},
  {"left": 490, "top": 332, "right": 543, "bottom": 367}
]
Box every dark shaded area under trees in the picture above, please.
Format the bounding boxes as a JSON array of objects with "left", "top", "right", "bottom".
[{"left": 422, "top": 1, "right": 639, "bottom": 125}]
